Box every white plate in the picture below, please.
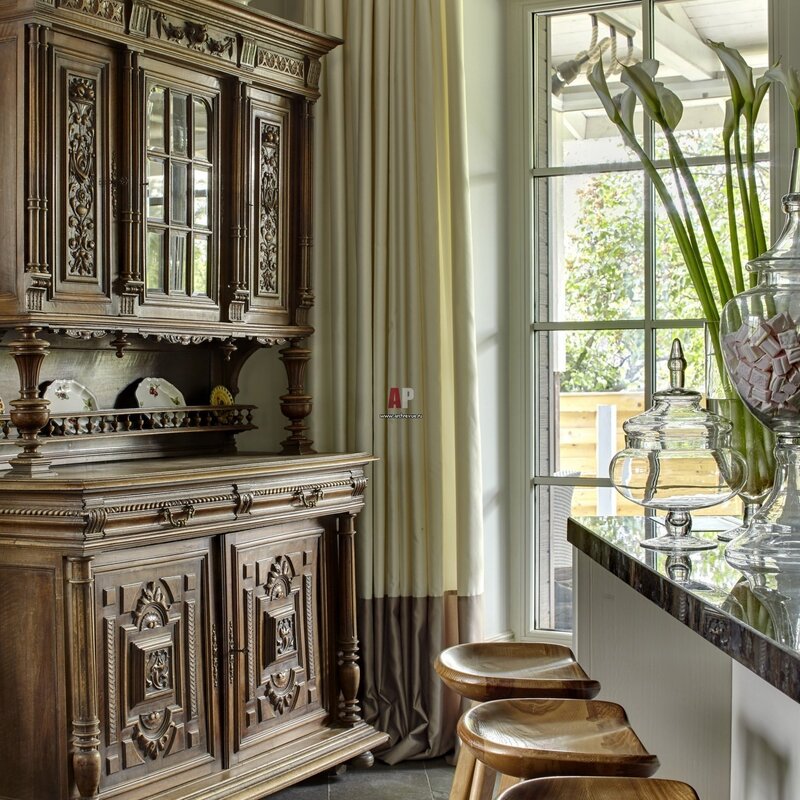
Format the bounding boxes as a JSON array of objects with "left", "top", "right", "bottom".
[
  {"left": 134, "top": 378, "right": 186, "bottom": 409},
  {"left": 43, "top": 379, "right": 98, "bottom": 414}
]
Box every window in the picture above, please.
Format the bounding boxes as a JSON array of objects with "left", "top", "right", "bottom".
[{"left": 527, "top": 0, "right": 770, "bottom": 632}]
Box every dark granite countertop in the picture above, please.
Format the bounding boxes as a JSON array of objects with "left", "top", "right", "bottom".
[{"left": 568, "top": 515, "right": 800, "bottom": 703}]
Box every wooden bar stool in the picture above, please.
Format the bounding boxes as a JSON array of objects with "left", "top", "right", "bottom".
[
  {"left": 435, "top": 642, "right": 600, "bottom": 702},
  {"left": 436, "top": 643, "right": 601, "bottom": 800},
  {"left": 497, "top": 776, "right": 699, "bottom": 800},
  {"left": 454, "top": 699, "right": 659, "bottom": 800}
]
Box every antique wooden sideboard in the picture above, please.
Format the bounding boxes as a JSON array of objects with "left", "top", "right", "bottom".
[{"left": 0, "top": 1, "right": 387, "bottom": 798}]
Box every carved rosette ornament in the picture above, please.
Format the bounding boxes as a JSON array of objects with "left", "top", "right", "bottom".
[
  {"left": 259, "top": 122, "right": 280, "bottom": 295},
  {"left": 67, "top": 76, "right": 97, "bottom": 279}
]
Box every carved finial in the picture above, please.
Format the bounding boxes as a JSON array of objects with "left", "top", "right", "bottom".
[
  {"left": 112, "top": 331, "right": 129, "bottom": 359},
  {"left": 221, "top": 338, "right": 237, "bottom": 362},
  {"left": 668, "top": 338, "right": 686, "bottom": 390}
]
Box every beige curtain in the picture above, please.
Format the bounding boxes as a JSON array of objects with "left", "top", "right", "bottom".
[{"left": 307, "top": 0, "right": 484, "bottom": 763}]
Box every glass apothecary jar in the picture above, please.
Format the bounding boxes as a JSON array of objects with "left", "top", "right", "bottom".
[
  {"left": 721, "top": 152, "right": 800, "bottom": 571},
  {"left": 611, "top": 339, "right": 746, "bottom": 551}
]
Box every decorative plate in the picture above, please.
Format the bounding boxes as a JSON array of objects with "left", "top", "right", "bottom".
[
  {"left": 134, "top": 377, "right": 186, "bottom": 409},
  {"left": 42, "top": 379, "right": 98, "bottom": 414},
  {"left": 210, "top": 385, "right": 234, "bottom": 406}
]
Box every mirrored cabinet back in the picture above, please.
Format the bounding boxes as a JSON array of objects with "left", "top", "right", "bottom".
[{"left": 0, "top": 2, "right": 387, "bottom": 798}]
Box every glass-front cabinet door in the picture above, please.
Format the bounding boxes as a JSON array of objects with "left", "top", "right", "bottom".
[{"left": 139, "top": 62, "right": 221, "bottom": 322}]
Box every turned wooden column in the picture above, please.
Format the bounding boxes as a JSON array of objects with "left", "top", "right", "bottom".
[
  {"left": 336, "top": 512, "right": 362, "bottom": 726},
  {"left": 8, "top": 326, "right": 51, "bottom": 475},
  {"left": 65, "top": 557, "right": 101, "bottom": 799},
  {"left": 279, "top": 341, "right": 315, "bottom": 454}
]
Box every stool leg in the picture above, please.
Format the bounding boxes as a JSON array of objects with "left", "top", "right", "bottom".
[
  {"left": 495, "top": 774, "right": 519, "bottom": 796},
  {"left": 449, "top": 746, "right": 497, "bottom": 800},
  {"left": 467, "top": 760, "right": 496, "bottom": 800},
  {"left": 449, "top": 746, "right": 477, "bottom": 800}
]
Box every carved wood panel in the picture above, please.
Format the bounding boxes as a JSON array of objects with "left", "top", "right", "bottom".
[
  {"left": 242, "top": 89, "right": 291, "bottom": 325},
  {"left": 94, "top": 547, "right": 217, "bottom": 790},
  {"left": 228, "top": 526, "right": 321, "bottom": 755},
  {"left": 50, "top": 33, "right": 116, "bottom": 310}
]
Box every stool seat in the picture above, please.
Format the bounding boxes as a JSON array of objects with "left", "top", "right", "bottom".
[
  {"left": 458, "top": 699, "right": 659, "bottom": 781},
  {"left": 435, "top": 642, "right": 600, "bottom": 702},
  {"left": 497, "top": 776, "right": 699, "bottom": 800}
]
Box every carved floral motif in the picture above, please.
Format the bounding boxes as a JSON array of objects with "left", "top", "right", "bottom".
[
  {"left": 258, "top": 123, "right": 280, "bottom": 295},
  {"left": 145, "top": 649, "right": 171, "bottom": 692},
  {"left": 67, "top": 76, "right": 97, "bottom": 279},
  {"left": 153, "top": 12, "right": 235, "bottom": 59},
  {"left": 59, "top": 0, "right": 124, "bottom": 24},
  {"left": 275, "top": 616, "right": 295, "bottom": 656}
]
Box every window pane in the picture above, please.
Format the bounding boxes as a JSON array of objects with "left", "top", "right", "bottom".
[
  {"left": 536, "top": 174, "right": 645, "bottom": 322},
  {"left": 653, "top": 0, "right": 769, "bottom": 160},
  {"left": 171, "top": 93, "right": 188, "bottom": 156},
  {"left": 655, "top": 161, "right": 769, "bottom": 319},
  {"left": 169, "top": 232, "right": 187, "bottom": 293},
  {"left": 170, "top": 163, "right": 188, "bottom": 225},
  {"left": 146, "top": 158, "right": 165, "bottom": 222},
  {"left": 192, "top": 236, "right": 209, "bottom": 297},
  {"left": 146, "top": 229, "right": 164, "bottom": 291},
  {"left": 543, "top": 5, "right": 643, "bottom": 168},
  {"left": 193, "top": 99, "right": 209, "bottom": 161},
  {"left": 147, "top": 86, "right": 165, "bottom": 152},
  {"left": 534, "top": 485, "right": 643, "bottom": 631},
  {"left": 193, "top": 167, "right": 210, "bottom": 228},
  {"left": 535, "top": 330, "right": 645, "bottom": 479}
]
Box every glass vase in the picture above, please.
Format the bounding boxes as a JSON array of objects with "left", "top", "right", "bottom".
[
  {"left": 705, "top": 324, "right": 775, "bottom": 542},
  {"left": 721, "top": 151, "right": 800, "bottom": 572}
]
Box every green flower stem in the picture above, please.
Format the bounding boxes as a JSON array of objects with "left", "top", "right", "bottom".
[
  {"left": 666, "top": 129, "right": 734, "bottom": 305},
  {"left": 733, "top": 124, "right": 757, "bottom": 263},
  {"left": 723, "top": 138, "right": 745, "bottom": 293},
  {"left": 745, "top": 119, "right": 768, "bottom": 255},
  {"left": 619, "top": 129, "right": 719, "bottom": 324},
  {"left": 795, "top": 107, "right": 800, "bottom": 147}
]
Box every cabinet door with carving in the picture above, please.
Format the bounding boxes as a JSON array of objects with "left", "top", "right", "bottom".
[
  {"left": 45, "top": 31, "right": 118, "bottom": 316},
  {"left": 93, "top": 539, "right": 220, "bottom": 792},
  {"left": 224, "top": 521, "right": 326, "bottom": 761},
  {"left": 228, "top": 86, "right": 292, "bottom": 326},
  {"left": 132, "top": 57, "right": 222, "bottom": 323}
]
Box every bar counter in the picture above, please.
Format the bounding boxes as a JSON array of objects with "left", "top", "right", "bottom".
[
  {"left": 567, "top": 515, "right": 800, "bottom": 702},
  {"left": 567, "top": 515, "right": 800, "bottom": 800}
]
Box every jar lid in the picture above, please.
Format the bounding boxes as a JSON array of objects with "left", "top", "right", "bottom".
[
  {"left": 621, "top": 339, "right": 732, "bottom": 450},
  {"left": 749, "top": 148, "right": 800, "bottom": 271}
]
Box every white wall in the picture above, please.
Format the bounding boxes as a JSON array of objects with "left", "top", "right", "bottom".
[{"left": 463, "top": 0, "right": 510, "bottom": 640}]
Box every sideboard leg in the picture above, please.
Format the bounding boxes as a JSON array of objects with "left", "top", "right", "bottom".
[
  {"left": 66, "top": 557, "right": 101, "bottom": 799},
  {"left": 336, "top": 512, "right": 362, "bottom": 726}
]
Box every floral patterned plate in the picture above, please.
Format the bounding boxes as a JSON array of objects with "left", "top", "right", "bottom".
[
  {"left": 134, "top": 377, "right": 186, "bottom": 409},
  {"left": 42, "top": 379, "right": 98, "bottom": 414}
]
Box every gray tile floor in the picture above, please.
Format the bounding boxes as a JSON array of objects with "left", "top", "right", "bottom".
[{"left": 269, "top": 757, "right": 454, "bottom": 800}]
